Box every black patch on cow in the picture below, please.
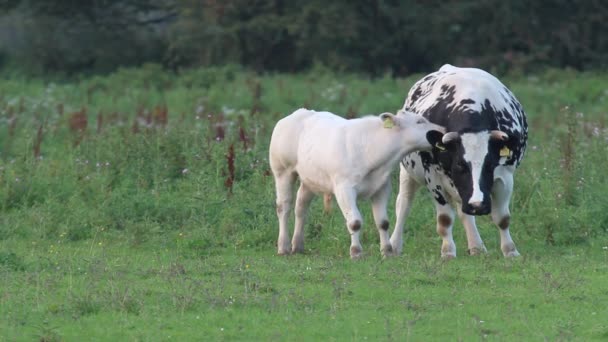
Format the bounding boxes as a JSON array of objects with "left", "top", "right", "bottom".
[
  {"left": 410, "top": 87, "right": 423, "bottom": 104},
  {"left": 432, "top": 187, "right": 447, "bottom": 205},
  {"left": 380, "top": 220, "right": 389, "bottom": 231},
  {"left": 444, "top": 142, "right": 474, "bottom": 208},
  {"left": 419, "top": 151, "right": 434, "bottom": 173},
  {"left": 460, "top": 98, "right": 475, "bottom": 105},
  {"left": 410, "top": 159, "right": 416, "bottom": 170},
  {"left": 422, "top": 74, "right": 436, "bottom": 82},
  {"left": 432, "top": 147, "right": 453, "bottom": 177}
]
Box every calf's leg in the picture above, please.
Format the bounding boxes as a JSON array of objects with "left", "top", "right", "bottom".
[
  {"left": 371, "top": 182, "right": 393, "bottom": 257},
  {"left": 334, "top": 186, "right": 364, "bottom": 259},
  {"left": 390, "top": 166, "right": 419, "bottom": 255},
  {"left": 274, "top": 171, "right": 296, "bottom": 255},
  {"left": 292, "top": 184, "right": 314, "bottom": 254}
]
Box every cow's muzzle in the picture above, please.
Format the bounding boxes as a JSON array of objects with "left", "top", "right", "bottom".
[{"left": 463, "top": 201, "right": 491, "bottom": 216}]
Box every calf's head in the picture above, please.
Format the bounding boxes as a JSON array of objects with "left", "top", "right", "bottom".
[
  {"left": 381, "top": 111, "right": 445, "bottom": 152},
  {"left": 427, "top": 130, "right": 516, "bottom": 215}
]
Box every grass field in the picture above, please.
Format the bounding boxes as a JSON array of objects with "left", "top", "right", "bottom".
[{"left": 1, "top": 65, "right": 608, "bottom": 340}]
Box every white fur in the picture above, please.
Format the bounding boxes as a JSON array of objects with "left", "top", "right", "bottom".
[
  {"left": 461, "top": 132, "right": 490, "bottom": 204},
  {"left": 269, "top": 108, "right": 444, "bottom": 258}
]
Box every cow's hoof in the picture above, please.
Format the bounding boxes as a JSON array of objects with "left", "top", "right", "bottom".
[
  {"left": 505, "top": 251, "right": 520, "bottom": 257},
  {"left": 350, "top": 246, "right": 363, "bottom": 260},
  {"left": 277, "top": 247, "right": 291, "bottom": 256},
  {"left": 468, "top": 246, "right": 487, "bottom": 256},
  {"left": 502, "top": 242, "right": 520, "bottom": 257}
]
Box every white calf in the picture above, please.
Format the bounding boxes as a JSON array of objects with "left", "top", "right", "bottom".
[{"left": 269, "top": 108, "right": 445, "bottom": 259}]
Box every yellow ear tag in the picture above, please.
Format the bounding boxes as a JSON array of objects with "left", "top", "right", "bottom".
[
  {"left": 383, "top": 118, "right": 394, "bottom": 129},
  {"left": 499, "top": 146, "right": 511, "bottom": 157}
]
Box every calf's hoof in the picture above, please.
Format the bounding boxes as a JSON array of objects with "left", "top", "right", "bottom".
[
  {"left": 441, "top": 244, "right": 456, "bottom": 260},
  {"left": 441, "top": 253, "right": 456, "bottom": 260},
  {"left": 381, "top": 245, "right": 395, "bottom": 258},
  {"left": 291, "top": 245, "right": 305, "bottom": 254},
  {"left": 389, "top": 238, "right": 403, "bottom": 256},
  {"left": 467, "top": 246, "right": 487, "bottom": 256},
  {"left": 350, "top": 246, "right": 363, "bottom": 260}
]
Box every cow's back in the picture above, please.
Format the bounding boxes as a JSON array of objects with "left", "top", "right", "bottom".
[{"left": 404, "top": 64, "right": 528, "bottom": 167}]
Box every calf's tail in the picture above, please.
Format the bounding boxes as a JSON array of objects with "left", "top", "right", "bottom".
[{"left": 323, "top": 193, "right": 333, "bottom": 214}]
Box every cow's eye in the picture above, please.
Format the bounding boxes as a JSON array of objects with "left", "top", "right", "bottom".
[{"left": 456, "top": 161, "right": 468, "bottom": 171}]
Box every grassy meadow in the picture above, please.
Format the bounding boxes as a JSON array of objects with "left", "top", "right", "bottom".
[{"left": 1, "top": 64, "right": 608, "bottom": 341}]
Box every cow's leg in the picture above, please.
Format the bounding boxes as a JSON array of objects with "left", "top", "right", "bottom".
[
  {"left": 274, "top": 171, "right": 296, "bottom": 255},
  {"left": 371, "top": 181, "right": 392, "bottom": 257},
  {"left": 390, "top": 165, "right": 419, "bottom": 255},
  {"left": 491, "top": 171, "right": 520, "bottom": 257},
  {"left": 435, "top": 203, "right": 457, "bottom": 259},
  {"left": 334, "top": 186, "right": 364, "bottom": 259},
  {"left": 292, "top": 183, "right": 315, "bottom": 254},
  {"left": 456, "top": 208, "right": 487, "bottom": 255}
]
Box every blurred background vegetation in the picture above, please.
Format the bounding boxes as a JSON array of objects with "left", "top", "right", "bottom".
[{"left": 0, "top": 0, "right": 606, "bottom": 77}]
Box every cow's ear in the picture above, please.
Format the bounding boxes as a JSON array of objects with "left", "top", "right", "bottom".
[
  {"left": 426, "top": 130, "right": 446, "bottom": 151},
  {"left": 506, "top": 131, "right": 521, "bottom": 149},
  {"left": 492, "top": 130, "right": 521, "bottom": 150},
  {"left": 380, "top": 112, "right": 398, "bottom": 129}
]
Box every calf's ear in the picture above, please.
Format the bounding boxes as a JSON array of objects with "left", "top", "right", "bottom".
[
  {"left": 426, "top": 130, "right": 446, "bottom": 150},
  {"left": 380, "top": 112, "right": 398, "bottom": 129}
]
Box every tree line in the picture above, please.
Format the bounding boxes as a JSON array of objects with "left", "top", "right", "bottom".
[{"left": 0, "top": 0, "right": 606, "bottom": 76}]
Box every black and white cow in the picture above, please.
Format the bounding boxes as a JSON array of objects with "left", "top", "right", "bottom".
[{"left": 389, "top": 64, "right": 528, "bottom": 258}]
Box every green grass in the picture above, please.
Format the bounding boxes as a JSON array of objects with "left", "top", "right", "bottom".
[
  {"left": 2, "top": 240, "right": 608, "bottom": 341},
  {"left": 1, "top": 65, "right": 608, "bottom": 340}
]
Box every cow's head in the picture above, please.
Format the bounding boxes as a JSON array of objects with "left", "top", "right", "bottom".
[{"left": 426, "top": 130, "right": 518, "bottom": 215}]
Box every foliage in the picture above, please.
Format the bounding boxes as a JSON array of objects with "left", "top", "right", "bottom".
[
  {"left": 0, "top": 67, "right": 608, "bottom": 339},
  {"left": 1, "top": 1, "right": 608, "bottom": 75}
]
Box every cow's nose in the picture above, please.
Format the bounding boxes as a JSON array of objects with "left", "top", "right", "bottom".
[{"left": 469, "top": 201, "right": 483, "bottom": 209}]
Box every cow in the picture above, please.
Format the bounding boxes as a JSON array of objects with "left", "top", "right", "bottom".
[
  {"left": 389, "top": 64, "right": 528, "bottom": 258},
  {"left": 269, "top": 108, "right": 445, "bottom": 259}
]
